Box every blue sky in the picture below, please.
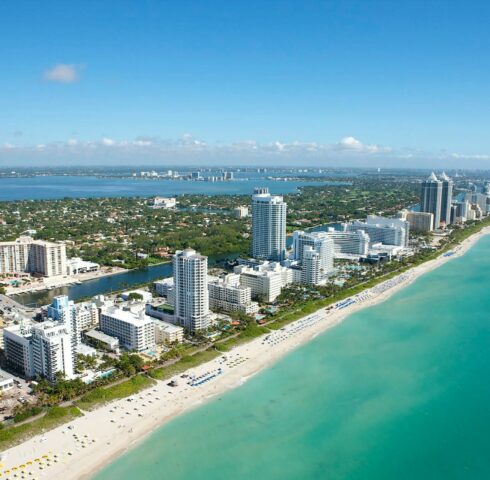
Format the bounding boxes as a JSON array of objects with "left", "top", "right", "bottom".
[{"left": 1, "top": 0, "right": 490, "bottom": 167}]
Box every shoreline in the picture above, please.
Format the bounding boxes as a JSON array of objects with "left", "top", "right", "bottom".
[
  {"left": 2, "top": 226, "right": 489, "bottom": 480},
  {"left": 5, "top": 267, "right": 128, "bottom": 296}
]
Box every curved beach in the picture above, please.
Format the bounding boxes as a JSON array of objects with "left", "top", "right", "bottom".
[{"left": 2, "top": 226, "right": 489, "bottom": 480}]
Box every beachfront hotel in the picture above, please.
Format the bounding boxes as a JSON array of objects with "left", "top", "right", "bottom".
[
  {"left": 440, "top": 172, "right": 454, "bottom": 225},
  {"left": 346, "top": 215, "right": 410, "bottom": 247},
  {"left": 234, "top": 262, "right": 292, "bottom": 303},
  {"left": 251, "top": 187, "right": 287, "bottom": 261},
  {"left": 0, "top": 236, "right": 67, "bottom": 277},
  {"left": 291, "top": 231, "right": 335, "bottom": 285},
  {"left": 208, "top": 274, "right": 260, "bottom": 315},
  {"left": 173, "top": 248, "right": 210, "bottom": 332},
  {"left": 398, "top": 210, "right": 434, "bottom": 233},
  {"left": 100, "top": 306, "right": 156, "bottom": 352},
  {"left": 325, "top": 228, "right": 370, "bottom": 257},
  {"left": 3, "top": 321, "right": 75, "bottom": 382}
]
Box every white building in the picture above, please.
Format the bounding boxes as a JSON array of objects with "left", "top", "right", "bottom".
[
  {"left": 465, "top": 192, "right": 489, "bottom": 214},
  {"left": 3, "top": 323, "right": 34, "bottom": 378},
  {"left": 152, "top": 197, "right": 177, "bottom": 209},
  {"left": 100, "top": 307, "right": 155, "bottom": 352},
  {"left": 346, "top": 215, "right": 409, "bottom": 247},
  {"left": 208, "top": 274, "right": 259, "bottom": 315},
  {"left": 301, "top": 246, "right": 322, "bottom": 285},
  {"left": 325, "top": 227, "right": 370, "bottom": 257},
  {"left": 251, "top": 188, "right": 287, "bottom": 261},
  {"left": 4, "top": 321, "right": 75, "bottom": 382},
  {"left": 154, "top": 278, "right": 175, "bottom": 304},
  {"left": 0, "top": 236, "right": 67, "bottom": 277},
  {"left": 66, "top": 257, "right": 100, "bottom": 275},
  {"left": 173, "top": 248, "right": 210, "bottom": 332},
  {"left": 47, "top": 296, "right": 99, "bottom": 354},
  {"left": 0, "top": 370, "right": 14, "bottom": 392},
  {"left": 31, "top": 321, "right": 75, "bottom": 382},
  {"left": 234, "top": 262, "right": 291, "bottom": 303},
  {"left": 153, "top": 320, "right": 184, "bottom": 344},
  {"left": 233, "top": 206, "right": 249, "bottom": 218},
  {"left": 292, "top": 230, "right": 335, "bottom": 283}
]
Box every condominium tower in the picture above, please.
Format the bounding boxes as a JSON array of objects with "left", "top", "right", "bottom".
[
  {"left": 0, "top": 236, "right": 66, "bottom": 277},
  {"left": 251, "top": 188, "right": 287, "bottom": 261},
  {"left": 440, "top": 172, "right": 453, "bottom": 225},
  {"left": 420, "top": 173, "right": 442, "bottom": 229},
  {"left": 173, "top": 248, "right": 210, "bottom": 332}
]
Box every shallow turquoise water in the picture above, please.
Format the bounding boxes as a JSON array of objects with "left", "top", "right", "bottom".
[{"left": 94, "top": 236, "right": 490, "bottom": 480}]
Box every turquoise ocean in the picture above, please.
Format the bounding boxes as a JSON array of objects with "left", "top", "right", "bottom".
[{"left": 94, "top": 235, "right": 490, "bottom": 480}]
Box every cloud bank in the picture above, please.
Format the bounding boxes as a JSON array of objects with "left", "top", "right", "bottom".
[{"left": 0, "top": 135, "right": 487, "bottom": 168}]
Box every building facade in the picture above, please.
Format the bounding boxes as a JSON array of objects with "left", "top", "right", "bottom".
[
  {"left": 0, "top": 236, "right": 67, "bottom": 277},
  {"left": 208, "top": 274, "right": 259, "bottom": 315},
  {"left": 346, "top": 216, "right": 409, "bottom": 247},
  {"left": 251, "top": 188, "right": 287, "bottom": 261},
  {"left": 173, "top": 248, "right": 210, "bottom": 332},
  {"left": 420, "top": 172, "right": 443, "bottom": 228},
  {"left": 325, "top": 228, "right": 370, "bottom": 257},
  {"left": 100, "top": 307, "right": 155, "bottom": 352},
  {"left": 440, "top": 172, "right": 453, "bottom": 225}
]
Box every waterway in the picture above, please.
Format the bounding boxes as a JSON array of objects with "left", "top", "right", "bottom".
[{"left": 12, "top": 224, "right": 342, "bottom": 307}]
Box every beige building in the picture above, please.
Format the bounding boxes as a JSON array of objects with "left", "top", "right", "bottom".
[
  {"left": 153, "top": 320, "right": 184, "bottom": 344},
  {"left": 398, "top": 210, "right": 434, "bottom": 233},
  {"left": 0, "top": 236, "right": 66, "bottom": 277},
  {"left": 208, "top": 274, "right": 259, "bottom": 315}
]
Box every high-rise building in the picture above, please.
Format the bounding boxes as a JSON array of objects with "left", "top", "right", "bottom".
[
  {"left": 465, "top": 192, "right": 489, "bottom": 214},
  {"left": 398, "top": 210, "right": 434, "bottom": 233},
  {"left": 346, "top": 216, "right": 410, "bottom": 247},
  {"left": 440, "top": 172, "right": 453, "bottom": 225},
  {"left": 292, "top": 231, "right": 335, "bottom": 283},
  {"left": 173, "top": 248, "right": 210, "bottom": 332},
  {"left": 420, "top": 173, "right": 442, "bottom": 228},
  {"left": 301, "top": 246, "right": 321, "bottom": 285},
  {"left": 251, "top": 188, "right": 287, "bottom": 261},
  {"left": 0, "top": 236, "right": 67, "bottom": 276}
]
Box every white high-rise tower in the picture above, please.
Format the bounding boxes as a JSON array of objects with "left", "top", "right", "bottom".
[
  {"left": 251, "top": 188, "right": 287, "bottom": 261},
  {"left": 173, "top": 248, "right": 209, "bottom": 333}
]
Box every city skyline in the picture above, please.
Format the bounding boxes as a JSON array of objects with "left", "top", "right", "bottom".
[{"left": 2, "top": 1, "right": 490, "bottom": 167}]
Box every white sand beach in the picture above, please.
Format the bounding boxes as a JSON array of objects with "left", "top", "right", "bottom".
[{"left": 1, "top": 226, "right": 488, "bottom": 480}]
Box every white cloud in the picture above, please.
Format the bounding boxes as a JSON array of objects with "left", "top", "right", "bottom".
[
  {"left": 2, "top": 143, "right": 15, "bottom": 149},
  {"left": 336, "top": 136, "right": 391, "bottom": 154},
  {"left": 43, "top": 64, "right": 83, "bottom": 84},
  {"left": 101, "top": 137, "right": 116, "bottom": 146}
]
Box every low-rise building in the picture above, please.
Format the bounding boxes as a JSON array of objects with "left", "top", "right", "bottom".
[
  {"left": 85, "top": 329, "right": 120, "bottom": 352},
  {"left": 120, "top": 290, "right": 153, "bottom": 303},
  {"left": 0, "top": 369, "right": 14, "bottom": 392},
  {"left": 153, "top": 320, "right": 184, "bottom": 344},
  {"left": 208, "top": 274, "right": 259, "bottom": 315},
  {"left": 100, "top": 307, "right": 155, "bottom": 352},
  {"left": 234, "top": 262, "right": 291, "bottom": 303},
  {"left": 151, "top": 197, "right": 177, "bottom": 209},
  {"left": 66, "top": 257, "right": 100, "bottom": 275}
]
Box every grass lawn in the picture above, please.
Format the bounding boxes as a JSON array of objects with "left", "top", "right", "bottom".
[
  {"left": 76, "top": 375, "right": 156, "bottom": 411},
  {"left": 0, "top": 406, "right": 83, "bottom": 451}
]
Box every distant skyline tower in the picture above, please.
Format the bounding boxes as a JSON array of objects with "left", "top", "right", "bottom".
[
  {"left": 421, "top": 172, "right": 442, "bottom": 229},
  {"left": 173, "top": 248, "right": 209, "bottom": 333},
  {"left": 251, "top": 187, "right": 287, "bottom": 261},
  {"left": 440, "top": 172, "right": 453, "bottom": 225}
]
